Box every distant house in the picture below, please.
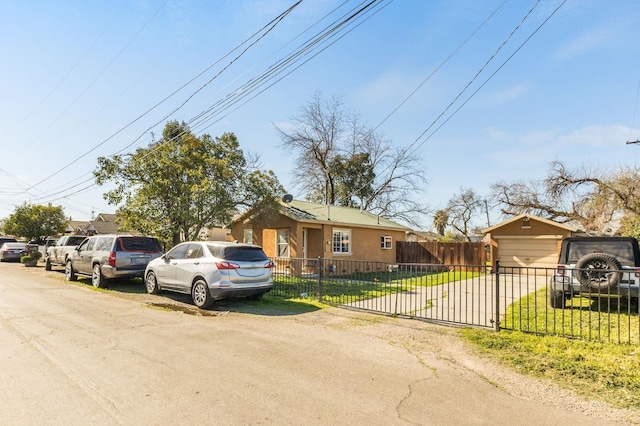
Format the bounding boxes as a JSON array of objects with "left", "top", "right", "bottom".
[
  {"left": 230, "top": 200, "right": 409, "bottom": 265},
  {"left": 406, "top": 230, "right": 440, "bottom": 242},
  {"left": 63, "top": 213, "right": 119, "bottom": 236}
]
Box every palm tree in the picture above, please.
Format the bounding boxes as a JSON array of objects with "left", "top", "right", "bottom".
[{"left": 433, "top": 209, "right": 449, "bottom": 236}]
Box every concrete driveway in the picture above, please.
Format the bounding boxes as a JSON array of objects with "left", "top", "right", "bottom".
[
  {"left": 0, "top": 262, "right": 630, "bottom": 425},
  {"left": 344, "top": 272, "right": 548, "bottom": 327}
]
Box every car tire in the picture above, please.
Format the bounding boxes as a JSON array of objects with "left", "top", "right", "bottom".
[
  {"left": 549, "top": 289, "right": 566, "bottom": 309},
  {"left": 45, "top": 257, "right": 52, "bottom": 271},
  {"left": 145, "top": 271, "right": 160, "bottom": 294},
  {"left": 192, "top": 279, "right": 213, "bottom": 309},
  {"left": 92, "top": 264, "right": 107, "bottom": 288},
  {"left": 575, "top": 253, "right": 622, "bottom": 291},
  {"left": 65, "top": 260, "right": 77, "bottom": 281}
]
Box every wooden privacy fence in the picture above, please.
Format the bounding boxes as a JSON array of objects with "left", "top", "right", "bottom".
[{"left": 396, "top": 241, "right": 487, "bottom": 266}]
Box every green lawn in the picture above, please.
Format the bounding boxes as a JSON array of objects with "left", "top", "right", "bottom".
[
  {"left": 461, "top": 328, "right": 640, "bottom": 410},
  {"left": 502, "top": 287, "right": 640, "bottom": 344},
  {"left": 461, "top": 287, "right": 640, "bottom": 411},
  {"left": 272, "top": 269, "right": 482, "bottom": 304}
]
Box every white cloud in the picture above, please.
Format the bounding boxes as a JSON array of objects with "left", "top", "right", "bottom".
[
  {"left": 554, "top": 28, "right": 614, "bottom": 59},
  {"left": 485, "top": 126, "right": 510, "bottom": 141},
  {"left": 484, "top": 84, "right": 529, "bottom": 106},
  {"left": 271, "top": 120, "right": 296, "bottom": 133},
  {"left": 557, "top": 125, "right": 637, "bottom": 147},
  {"left": 520, "top": 129, "right": 558, "bottom": 145}
]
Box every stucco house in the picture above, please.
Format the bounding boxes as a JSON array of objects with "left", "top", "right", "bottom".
[
  {"left": 482, "top": 213, "right": 578, "bottom": 269},
  {"left": 230, "top": 200, "right": 409, "bottom": 266}
]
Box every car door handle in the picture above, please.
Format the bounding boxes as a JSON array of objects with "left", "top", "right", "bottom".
[{"left": 193, "top": 262, "right": 200, "bottom": 265}]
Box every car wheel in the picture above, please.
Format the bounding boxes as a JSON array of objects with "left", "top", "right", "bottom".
[
  {"left": 191, "top": 279, "right": 213, "bottom": 309},
  {"left": 45, "top": 257, "right": 52, "bottom": 271},
  {"left": 145, "top": 271, "right": 160, "bottom": 294},
  {"left": 65, "top": 260, "right": 77, "bottom": 281},
  {"left": 549, "top": 289, "right": 566, "bottom": 309},
  {"left": 575, "top": 253, "right": 622, "bottom": 291},
  {"left": 92, "top": 264, "right": 107, "bottom": 288}
]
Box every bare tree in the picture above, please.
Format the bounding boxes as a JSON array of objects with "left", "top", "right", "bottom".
[
  {"left": 275, "top": 92, "right": 428, "bottom": 228},
  {"left": 491, "top": 160, "right": 640, "bottom": 234},
  {"left": 446, "top": 187, "right": 484, "bottom": 242}
]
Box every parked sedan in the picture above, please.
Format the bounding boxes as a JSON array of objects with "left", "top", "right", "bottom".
[
  {"left": 0, "top": 242, "right": 27, "bottom": 262},
  {"left": 144, "top": 241, "right": 274, "bottom": 309}
]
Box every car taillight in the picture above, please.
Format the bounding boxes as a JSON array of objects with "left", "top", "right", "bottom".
[
  {"left": 635, "top": 268, "right": 640, "bottom": 278},
  {"left": 216, "top": 261, "right": 239, "bottom": 270},
  {"left": 108, "top": 251, "right": 116, "bottom": 267},
  {"left": 264, "top": 260, "right": 274, "bottom": 268},
  {"left": 557, "top": 265, "right": 565, "bottom": 276}
]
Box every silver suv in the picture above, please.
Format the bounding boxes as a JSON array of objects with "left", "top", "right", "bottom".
[
  {"left": 144, "top": 241, "right": 273, "bottom": 309},
  {"left": 549, "top": 236, "right": 640, "bottom": 308},
  {"left": 65, "top": 235, "right": 163, "bottom": 288}
]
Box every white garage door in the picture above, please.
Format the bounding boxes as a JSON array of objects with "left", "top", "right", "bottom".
[{"left": 497, "top": 237, "right": 559, "bottom": 270}]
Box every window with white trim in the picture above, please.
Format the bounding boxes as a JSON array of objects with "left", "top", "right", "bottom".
[
  {"left": 332, "top": 229, "right": 351, "bottom": 254},
  {"left": 243, "top": 229, "right": 253, "bottom": 244},
  {"left": 276, "top": 229, "right": 290, "bottom": 257},
  {"left": 381, "top": 235, "right": 392, "bottom": 249}
]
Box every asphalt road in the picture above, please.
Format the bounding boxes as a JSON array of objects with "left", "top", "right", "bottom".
[{"left": 0, "top": 261, "right": 629, "bottom": 425}]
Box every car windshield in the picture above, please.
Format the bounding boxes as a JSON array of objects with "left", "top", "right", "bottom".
[
  {"left": 119, "top": 237, "right": 162, "bottom": 252},
  {"left": 209, "top": 245, "right": 268, "bottom": 262},
  {"left": 566, "top": 241, "right": 636, "bottom": 265}
]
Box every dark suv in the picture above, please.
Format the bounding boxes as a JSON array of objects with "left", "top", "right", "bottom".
[
  {"left": 65, "top": 235, "right": 163, "bottom": 288},
  {"left": 549, "top": 236, "right": 640, "bottom": 308}
]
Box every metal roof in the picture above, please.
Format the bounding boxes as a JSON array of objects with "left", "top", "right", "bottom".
[{"left": 282, "top": 200, "right": 409, "bottom": 230}]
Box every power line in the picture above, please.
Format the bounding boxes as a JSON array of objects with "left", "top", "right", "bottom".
[
  {"left": 23, "top": 0, "right": 387, "bottom": 206},
  {"left": 25, "top": 0, "right": 305, "bottom": 196}
]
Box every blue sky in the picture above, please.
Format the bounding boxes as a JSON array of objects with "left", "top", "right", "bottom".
[{"left": 1, "top": 0, "right": 639, "bottom": 231}]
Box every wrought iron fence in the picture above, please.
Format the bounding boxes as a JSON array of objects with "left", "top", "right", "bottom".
[{"left": 270, "top": 257, "right": 640, "bottom": 344}]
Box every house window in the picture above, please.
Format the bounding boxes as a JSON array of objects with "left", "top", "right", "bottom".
[
  {"left": 332, "top": 229, "right": 351, "bottom": 254},
  {"left": 276, "top": 229, "right": 290, "bottom": 257},
  {"left": 244, "top": 229, "right": 253, "bottom": 244},
  {"left": 381, "top": 235, "right": 392, "bottom": 249}
]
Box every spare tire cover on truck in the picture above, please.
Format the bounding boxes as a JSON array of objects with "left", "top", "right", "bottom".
[{"left": 575, "top": 252, "right": 622, "bottom": 291}]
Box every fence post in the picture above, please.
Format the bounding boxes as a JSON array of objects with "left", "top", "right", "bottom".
[
  {"left": 317, "top": 256, "right": 323, "bottom": 301},
  {"left": 494, "top": 260, "right": 500, "bottom": 332}
]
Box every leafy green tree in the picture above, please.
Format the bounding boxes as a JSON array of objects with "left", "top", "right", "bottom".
[
  {"left": 95, "top": 121, "right": 285, "bottom": 246},
  {"left": 3, "top": 203, "right": 67, "bottom": 241},
  {"left": 619, "top": 215, "right": 640, "bottom": 239},
  {"left": 331, "top": 152, "right": 375, "bottom": 208}
]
